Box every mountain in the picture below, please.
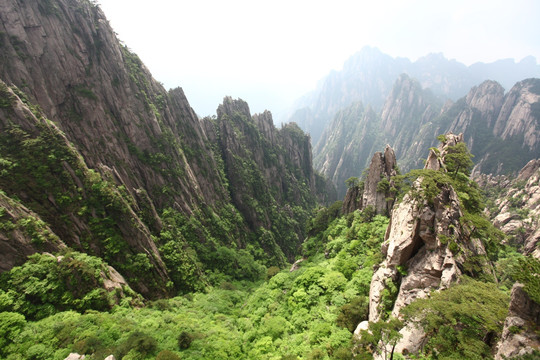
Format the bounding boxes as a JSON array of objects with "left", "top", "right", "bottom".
[
  {"left": 0, "top": 0, "right": 332, "bottom": 299},
  {"left": 288, "top": 46, "right": 540, "bottom": 144},
  {"left": 315, "top": 74, "right": 540, "bottom": 197}
]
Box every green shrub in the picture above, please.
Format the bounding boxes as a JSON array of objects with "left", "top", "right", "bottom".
[
  {"left": 156, "top": 350, "right": 181, "bottom": 360},
  {"left": 177, "top": 331, "right": 194, "bottom": 349},
  {"left": 0, "top": 311, "right": 26, "bottom": 355},
  {"left": 402, "top": 278, "right": 509, "bottom": 359},
  {"left": 266, "top": 266, "right": 281, "bottom": 279},
  {"left": 115, "top": 332, "right": 157, "bottom": 359},
  {"left": 336, "top": 296, "right": 368, "bottom": 332}
]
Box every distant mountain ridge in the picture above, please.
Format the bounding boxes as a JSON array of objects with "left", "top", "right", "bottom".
[
  {"left": 315, "top": 74, "right": 540, "bottom": 197},
  {"left": 288, "top": 46, "right": 540, "bottom": 144}
]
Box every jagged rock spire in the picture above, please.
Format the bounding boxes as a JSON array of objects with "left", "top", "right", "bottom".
[
  {"left": 424, "top": 133, "right": 464, "bottom": 171},
  {"left": 342, "top": 145, "right": 397, "bottom": 215}
]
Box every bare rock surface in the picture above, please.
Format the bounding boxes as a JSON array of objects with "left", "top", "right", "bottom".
[
  {"left": 363, "top": 134, "right": 490, "bottom": 356},
  {"left": 342, "top": 145, "right": 397, "bottom": 215},
  {"left": 495, "top": 283, "right": 540, "bottom": 359},
  {"left": 64, "top": 354, "right": 85, "bottom": 360},
  {"left": 479, "top": 158, "right": 540, "bottom": 256}
]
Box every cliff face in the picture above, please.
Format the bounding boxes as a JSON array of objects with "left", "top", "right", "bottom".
[
  {"left": 358, "top": 134, "right": 492, "bottom": 354},
  {"left": 393, "top": 78, "right": 540, "bottom": 176},
  {"left": 288, "top": 46, "right": 540, "bottom": 145},
  {"left": 315, "top": 75, "right": 440, "bottom": 196},
  {"left": 0, "top": 81, "right": 170, "bottom": 297},
  {"left": 0, "top": 0, "right": 332, "bottom": 295},
  {"left": 207, "top": 97, "right": 333, "bottom": 261},
  {"left": 479, "top": 159, "right": 540, "bottom": 258},
  {"left": 288, "top": 47, "right": 401, "bottom": 144},
  {"left": 494, "top": 80, "right": 540, "bottom": 151},
  {"left": 379, "top": 75, "right": 440, "bottom": 158},
  {"left": 314, "top": 103, "right": 379, "bottom": 197},
  {"left": 315, "top": 75, "right": 540, "bottom": 194}
]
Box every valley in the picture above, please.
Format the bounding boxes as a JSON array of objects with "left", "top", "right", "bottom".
[{"left": 0, "top": 0, "right": 538, "bottom": 359}]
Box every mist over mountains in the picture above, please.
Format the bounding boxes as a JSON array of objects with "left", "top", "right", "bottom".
[
  {"left": 0, "top": 1, "right": 539, "bottom": 359},
  {"left": 288, "top": 46, "right": 540, "bottom": 145},
  {"left": 285, "top": 47, "right": 540, "bottom": 196}
]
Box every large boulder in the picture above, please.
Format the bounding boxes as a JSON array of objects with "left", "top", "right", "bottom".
[{"left": 495, "top": 283, "right": 540, "bottom": 359}]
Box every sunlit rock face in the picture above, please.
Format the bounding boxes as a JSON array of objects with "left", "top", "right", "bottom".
[
  {"left": 495, "top": 283, "right": 540, "bottom": 360},
  {"left": 342, "top": 145, "right": 397, "bottom": 216},
  {"left": 361, "top": 134, "right": 491, "bottom": 356}
]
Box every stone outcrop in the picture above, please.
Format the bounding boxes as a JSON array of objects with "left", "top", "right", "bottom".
[
  {"left": 342, "top": 145, "right": 397, "bottom": 216},
  {"left": 366, "top": 181, "right": 470, "bottom": 324},
  {"left": 0, "top": 190, "right": 65, "bottom": 273},
  {"left": 0, "top": 82, "right": 170, "bottom": 297},
  {"left": 362, "top": 146, "right": 397, "bottom": 215},
  {"left": 358, "top": 135, "right": 490, "bottom": 356},
  {"left": 204, "top": 97, "right": 334, "bottom": 261},
  {"left": 495, "top": 283, "right": 540, "bottom": 359},
  {"left": 64, "top": 354, "right": 85, "bottom": 360},
  {"left": 341, "top": 185, "right": 363, "bottom": 215},
  {"left": 479, "top": 158, "right": 540, "bottom": 257},
  {"left": 424, "top": 133, "right": 464, "bottom": 171}
]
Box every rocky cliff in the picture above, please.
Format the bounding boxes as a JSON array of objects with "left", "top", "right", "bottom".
[
  {"left": 342, "top": 145, "right": 397, "bottom": 216},
  {"left": 314, "top": 102, "right": 379, "bottom": 196},
  {"left": 315, "top": 75, "right": 440, "bottom": 196},
  {"left": 315, "top": 75, "right": 540, "bottom": 194},
  {"left": 205, "top": 97, "right": 333, "bottom": 261},
  {"left": 0, "top": 0, "right": 331, "bottom": 296},
  {"left": 387, "top": 78, "right": 540, "bottom": 175},
  {"left": 357, "top": 134, "right": 493, "bottom": 355},
  {"left": 479, "top": 159, "right": 540, "bottom": 258},
  {"left": 287, "top": 46, "right": 540, "bottom": 145},
  {"left": 0, "top": 80, "right": 170, "bottom": 297},
  {"left": 0, "top": 0, "right": 228, "bottom": 213},
  {"left": 495, "top": 282, "right": 540, "bottom": 359}
]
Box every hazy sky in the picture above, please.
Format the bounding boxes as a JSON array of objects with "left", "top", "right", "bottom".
[{"left": 98, "top": 0, "right": 540, "bottom": 118}]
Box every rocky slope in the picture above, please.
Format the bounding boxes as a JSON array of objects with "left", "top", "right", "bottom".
[
  {"left": 0, "top": 80, "right": 170, "bottom": 297},
  {"left": 288, "top": 46, "right": 540, "bottom": 144},
  {"left": 0, "top": 0, "right": 332, "bottom": 296},
  {"left": 478, "top": 159, "right": 540, "bottom": 258},
  {"left": 356, "top": 134, "right": 493, "bottom": 355},
  {"left": 341, "top": 145, "right": 397, "bottom": 216},
  {"left": 315, "top": 75, "right": 540, "bottom": 194},
  {"left": 475, "top": 153, "right": 540, "bottom": 359},
  {"left": 495, "top": 282, "right": 540, "bottom": 359}
]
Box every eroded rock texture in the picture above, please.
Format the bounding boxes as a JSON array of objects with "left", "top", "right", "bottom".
[
  {"left": 342, "top": 145, "right": 397, "bottom": 216},
  {"left": 495, "top": 283, "right": 540, "bottom": 359}
]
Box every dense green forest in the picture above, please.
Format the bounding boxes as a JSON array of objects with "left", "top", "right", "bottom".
[{"left": 1, "top": 150, "right": 539, "bottom": 359}]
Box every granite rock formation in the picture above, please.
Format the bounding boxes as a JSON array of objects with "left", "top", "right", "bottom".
[{"left": 356, "top": 134, "right": 491, "bottom": 356}]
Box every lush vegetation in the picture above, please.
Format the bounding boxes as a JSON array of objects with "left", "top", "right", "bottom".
[
  {"left": 0, "top": 84, "right": 534, "bottom": 360},
  {"left": 0, "top": 208, "right": 389, "bottom": 360},
  {"left": 0, "top": 251, "right": 142, "bottom": 321},
  {"left": 402, "top": 279, "right": 509, "bottom": 360}
]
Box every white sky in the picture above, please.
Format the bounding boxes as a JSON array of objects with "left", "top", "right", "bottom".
[{"left": 97, "top": 0, "right": 540, "bottom": 118}]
